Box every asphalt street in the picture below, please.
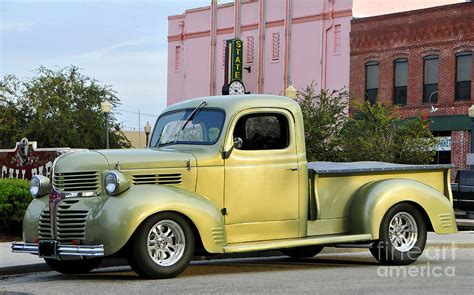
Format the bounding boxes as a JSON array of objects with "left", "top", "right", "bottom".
[{"left": 1, "top": 248, "right": 472, "bottom": 294}]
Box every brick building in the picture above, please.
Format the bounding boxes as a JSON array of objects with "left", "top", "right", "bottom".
[{"left": 350, "top": 2, "right": 474, "bottom": 175}]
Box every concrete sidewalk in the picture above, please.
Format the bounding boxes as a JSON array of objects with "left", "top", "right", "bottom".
[{"left": 1, "top": 231, "right": 473, "bottom": 276}]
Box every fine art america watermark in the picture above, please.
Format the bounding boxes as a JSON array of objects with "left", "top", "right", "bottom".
[{"left": 376, "top": 243, "right": 456, "bottom": 278}]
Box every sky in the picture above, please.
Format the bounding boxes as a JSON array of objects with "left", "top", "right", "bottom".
[
  {"left": 0, "top": 0, "right": 464, "bottom": 131},
  {"left": 0, "top": 0, "right": 217, "bottom": 131}
]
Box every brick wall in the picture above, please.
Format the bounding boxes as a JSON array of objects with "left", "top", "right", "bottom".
[
  {"left": 349, "top": 2, "right": 474, "bottom": 175},
  {"left": 451, "top": 130, "right": 470, "bottom": 180},
  {"left": 350, "top": 2, "right": 474, "bottom": 107}
]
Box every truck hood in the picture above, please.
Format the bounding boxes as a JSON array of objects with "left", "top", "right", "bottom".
[{"left": 95, "top": 148, "right": 197, "bottom": 170}]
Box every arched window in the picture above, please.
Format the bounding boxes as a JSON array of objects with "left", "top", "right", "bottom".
[
  {"left": 365, "top": 61, "right": 379, "bottom": 104},
  {"left": 456, "top": 52, "right": 472, "bottom": 100},
  {"left": 393, "top": 58, "right": 408, "bottom": 105},
  {"left": 423, "top": 55, "right": 439, "bottom": 103}
]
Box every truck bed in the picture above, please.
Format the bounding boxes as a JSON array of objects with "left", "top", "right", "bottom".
[
  {"left": 306, "top": 161, "right": 454, "bottom": 227},
  {"left": 308, "top": 161, "right": 453, "bottom": 175}
]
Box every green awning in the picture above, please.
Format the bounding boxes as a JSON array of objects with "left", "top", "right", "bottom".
[
  {"left": 403, "top": 115, "right": 472, "bottom": 131},
  {"left": 427, "top": 115, "right": 471, "bottom": 131}
]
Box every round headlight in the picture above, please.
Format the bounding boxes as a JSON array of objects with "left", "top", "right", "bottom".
[
  {"left": 30, "top": 177, "right": 41, "bottom": 197},
  {"left": 104, "top": 172, "right": 119, "bottom": 195},
  {"left": 104, "top": 171, "right": 130, "bottom": 196},
  {"left": 29, "top": 175, "right": 51, "bottom": 198}
]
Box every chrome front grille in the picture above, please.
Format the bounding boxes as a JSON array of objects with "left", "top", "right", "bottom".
[
  {"left": 132, "top": 173, "right": 182, "bottom": 185},
  {"left": 53, "top": 171, "right": 100, "bottom": 192},
  {"left": 38, "top": 209, "right": 52, "bottom": 240},
  {"left": 38, "top": 203, "right": 89, "bottom": 242}
]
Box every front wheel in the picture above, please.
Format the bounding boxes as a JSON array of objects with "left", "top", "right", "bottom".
[
  {"left": 281, "top": 245, "right": 324, "bottom": 259},
  {"left": 370, "top": 203, "right": 427, "bottom": 265},
  {"left": 45, "top": 258, "right": 102, "bottom": 274},
  {"left": 127, "top": 212, "right": 195, "bottom": 279}
]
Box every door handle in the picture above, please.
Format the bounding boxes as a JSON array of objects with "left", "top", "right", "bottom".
[{"left": 287, "top": 168, "right": 299, "bottom": 171}]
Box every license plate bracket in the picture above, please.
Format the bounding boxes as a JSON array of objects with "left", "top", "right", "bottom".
[{"left": 39, "top": 240, "right": 58, "bottom": 258}]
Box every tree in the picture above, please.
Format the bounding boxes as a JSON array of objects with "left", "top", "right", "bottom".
[
  {"left": 339, "top": 101, "right": 436, "bottom": 164},
  {"left": 0, "top": 66, "right": 130, "bottom": 149},
  {"left": 395, "top": 115, "right": 437, "bottom": 164},
  {"left": 296, "top": 83, "right": 348, "bottom": 161}
]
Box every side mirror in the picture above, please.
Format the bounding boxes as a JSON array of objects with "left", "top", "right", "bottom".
[
  {"left": 233, "top": 137, "right": 243, "bottom": 149},
  {"left": 222, "top": 137, "right": 243, "bottom": 159}
]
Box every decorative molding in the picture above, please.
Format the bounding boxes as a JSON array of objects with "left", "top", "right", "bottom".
[{"left": 168, "top": 9, "right": 352, "bottom": 42}]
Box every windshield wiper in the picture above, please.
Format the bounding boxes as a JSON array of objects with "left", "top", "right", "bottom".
[
  {"left": 180, "top": 102, "right": 208, "bottom": 131},
  {"left": 173, "top": 101, "right": 208, "bottom": 144},
  {"left": 157, "top": 101, "right": 207, "bottom": 147}
]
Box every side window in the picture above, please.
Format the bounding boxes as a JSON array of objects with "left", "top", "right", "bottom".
[{"left": 233, "top": 113, "right": 289, "bottom": 150}]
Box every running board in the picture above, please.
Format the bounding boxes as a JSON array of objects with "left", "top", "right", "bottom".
[{"left": 223, "top": 234, "right": 373, "bottom": 253}]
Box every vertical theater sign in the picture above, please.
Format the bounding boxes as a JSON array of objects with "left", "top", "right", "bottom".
[
  {"left": 222, "top": 38, "right": 247, "bottom": 95},
  {"left": 0, "top": 138, "right": 70, "bottom": 180}
]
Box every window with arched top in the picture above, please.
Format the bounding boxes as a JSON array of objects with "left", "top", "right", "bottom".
[
  {"left": 365, "top": 61, "right": 379, "bottom": 104},
  {"left": 456, "top": 52, "right": 472, "bottom": 100},
  {"left": 393, "top": 58, "right": 408, "bottom": 105},
  {"left": 423, "top": 55, "right": 439, "bottom": 103}
]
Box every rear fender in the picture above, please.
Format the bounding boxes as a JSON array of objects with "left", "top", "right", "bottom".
[{"left": 349, "top": 179, "right": 458, "bottom": 239}]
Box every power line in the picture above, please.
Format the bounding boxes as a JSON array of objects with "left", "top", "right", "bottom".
[{"left": 116, "top": 109, "right": 159, "bottom": 118}]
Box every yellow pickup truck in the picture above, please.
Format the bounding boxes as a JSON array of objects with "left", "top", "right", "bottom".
[{"left": 13, "top": 95, "right": 457, "bottom": 279}]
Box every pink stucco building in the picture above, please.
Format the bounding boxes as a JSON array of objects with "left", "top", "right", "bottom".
[
  {"left": 167, "top": 0, "right": 352, "bottom": 105},
  {"left": 167, "top": 0, "right": 465, "bottom": 105}
]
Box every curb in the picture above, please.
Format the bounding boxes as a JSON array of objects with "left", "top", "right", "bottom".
[
  {"left": 0, "top": 258, "right": 127, "bottom": 277},
  {"left": 2, "top": 242, "right": 473, "bottom": 277}
]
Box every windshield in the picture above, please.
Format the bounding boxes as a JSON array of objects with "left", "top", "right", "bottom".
[{"left": 150, "top": 109, "right": 225, "bottom": 147}]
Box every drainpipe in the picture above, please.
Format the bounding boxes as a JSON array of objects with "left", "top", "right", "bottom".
[
  {"left": 319, "top": 0, "right": 326, "bottom": 90},
  {"left": 283, "top": 0, "right": 293, "bottom": 90},
  {"left": 234, "top": 0, "right": 241, "bottom": 38},
  {"left": 209, "top": 0, "right": 218, "bottom": 96},
  {"left": 258, "top": 0, "right": 266, "bottom": 94},
  {"left": 179, "top": 20, "right": 185, "bottom": 99},
  {"left": 322, "top": 0, "right": 335, "bottom": 89}
]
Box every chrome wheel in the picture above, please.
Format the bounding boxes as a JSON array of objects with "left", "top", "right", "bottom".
[
  {"left": 147, "top": 220, "right": 185, "bottom": 266},
  {"left": 388, "top": 212, "right": 418, "bottom": 252}
]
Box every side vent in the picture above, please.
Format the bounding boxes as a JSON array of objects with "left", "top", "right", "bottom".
[{"left": 132, "top": 173, "right": 182, "bottom": 186}]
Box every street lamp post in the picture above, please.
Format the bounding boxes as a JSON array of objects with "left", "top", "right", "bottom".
[
  {"left": 101, "top": 100, "right": 112, "bottom": 149},
  {"left": 468, "top": 105, "right": 474, "bottom": 170},
  {"left": 284, "top": 85, "right": 297, "bottom": 99},
  {"left": 144, "top": 122, "right": 152, "bottom": 148},
  {"left": 428, "top": 91, "right": 439, "bottom": 113}
]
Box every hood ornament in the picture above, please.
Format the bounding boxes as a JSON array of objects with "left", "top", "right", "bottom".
[
  {"left": 186, "top": 160, "right": 191, "bottom": 171},
  {"left": 115, "top": 161, "right": 121, "bottom": 171}
]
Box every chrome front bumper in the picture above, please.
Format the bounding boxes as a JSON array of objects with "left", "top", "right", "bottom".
[{"left": 12, "top": 242, "right": 105, "bottom": 258}]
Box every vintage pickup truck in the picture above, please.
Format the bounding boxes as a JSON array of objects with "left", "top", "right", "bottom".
[{"left": 13, "top": 95, "right": 458, "bottom": 279}]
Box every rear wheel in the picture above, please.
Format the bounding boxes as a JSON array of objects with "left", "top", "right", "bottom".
[
  {"left": 281, "top": 245, "right": 324, "bottom": 259},
  {"left": 370, "top": 203, "right": 427, "bottom": 265},
  {"left": 127, "top": 212, "right": 195, "bottom": 279},
  {"left": 45, "top": 258, "right": 102, "bottom": 274}
]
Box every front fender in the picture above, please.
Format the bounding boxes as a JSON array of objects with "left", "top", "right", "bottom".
[
  {"left": 87, "top": 185, "right": 226, "bottom": 256},
  {"left": 349, "top": 179, "right": 457, "bottom": 239},
  {"left": 23, "top": 197, "right": 48, "bottom": 243}
]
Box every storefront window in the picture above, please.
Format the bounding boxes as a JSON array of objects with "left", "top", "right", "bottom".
[
  {"left": 456, "top": 52, "right": 472, "bottom": 100},
  {"left": 365, "top": 61, "right": 379, "bottom": 104},
  {"left": 432, "top": 131, "right": 451, "bottom": 164},
  {"left": 423, "top": 55, "right": 439, "bottom": 103},
  {"left": 394, "top": 59, "right": 408, "bottom": 105}
]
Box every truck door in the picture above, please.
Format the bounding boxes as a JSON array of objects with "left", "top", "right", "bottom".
[{"left": 224, "top": 108, "right": 300, "bottom": 243}]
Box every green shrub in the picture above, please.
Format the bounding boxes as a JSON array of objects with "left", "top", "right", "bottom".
[{"left": 0, "top": 178, "right": 32, "bottom": 234}]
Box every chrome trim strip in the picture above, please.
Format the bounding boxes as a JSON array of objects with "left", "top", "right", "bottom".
[{"left": 11, "top": 242, "right": 105, "bottom": 257}]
